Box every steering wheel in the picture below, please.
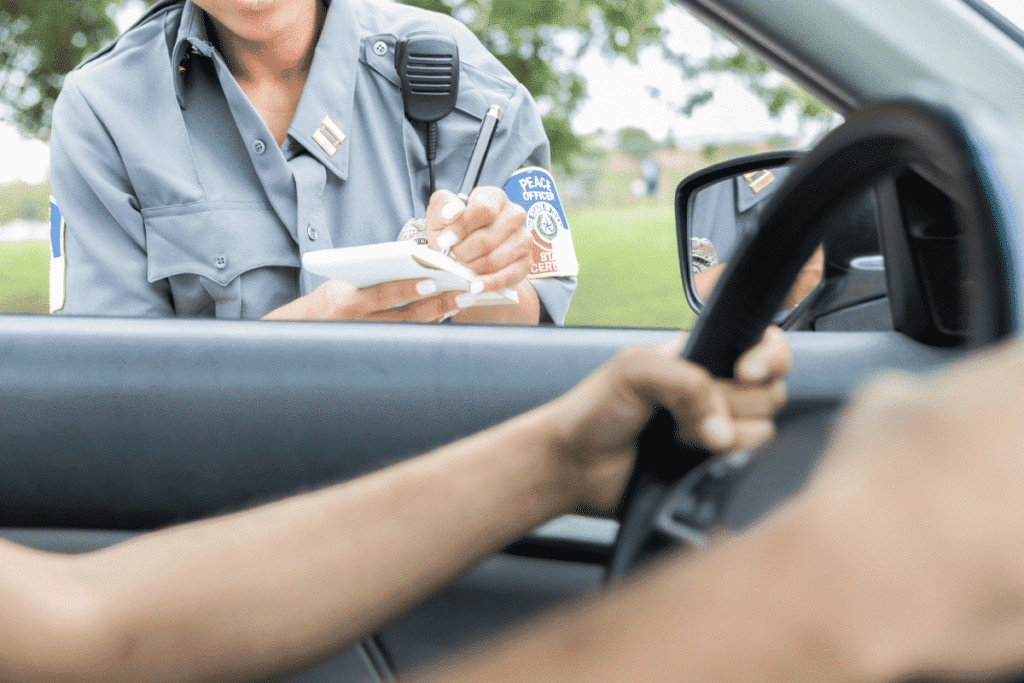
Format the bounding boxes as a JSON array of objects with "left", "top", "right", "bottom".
[{"left": 608, "top": 99, "right": 1014, "bottom": 579}]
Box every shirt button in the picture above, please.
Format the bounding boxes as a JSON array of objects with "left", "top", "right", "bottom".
[
  {"left": 373, "top": 40, "right": 388, "bottom": 56},
  {"left": 215, "top": 256, "right": 227, "bottom": 269},
  {"left": 307, "top": 225, "right": 318, "bottom": 241},
  {"left": 253, "top": 139, "right": 267, "bottom": 155}
]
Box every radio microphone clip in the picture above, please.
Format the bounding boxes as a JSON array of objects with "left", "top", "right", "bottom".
[{"left": 395, "top": 32, "right": 460, "bottom": 197}]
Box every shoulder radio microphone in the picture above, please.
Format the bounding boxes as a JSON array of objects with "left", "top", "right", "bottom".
[{"left": 395, "top": 32, "right": 460, "bottom": 196}]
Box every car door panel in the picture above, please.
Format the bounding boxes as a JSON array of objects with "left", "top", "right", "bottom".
[
  {"left": 1, "top": 318, "right": 950, "bottom": 530},
  {"left": 375, "top": 554, "right": 606, "bottom": 676},
  {"left": 0, "top": 314, "right": 955, "bottom": 681},
  {"left": 0, "top": 317, "right": 660, "bottom": 529}
]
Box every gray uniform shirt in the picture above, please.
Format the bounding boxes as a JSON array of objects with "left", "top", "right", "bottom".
[{"left": 50, "top": 0, "right": 576, "bottom": 322}]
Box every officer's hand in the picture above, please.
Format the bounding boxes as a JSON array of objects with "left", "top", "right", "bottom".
[
  {"left": 792, "top": 340, "right": 1024, "bottom": 682},
  {"left": 694, "top": 245, "right": 824, "bottom": 310},
  {"left": 262, "top": 278, "right": 462, "bottom": 322},
  {"left": 424, "top": 188, "right": 531, "bottom": 297},
  {"left": 543, "top": 327, "right": 790, "bottom": 509}
]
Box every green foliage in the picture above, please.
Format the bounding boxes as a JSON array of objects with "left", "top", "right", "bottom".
[
  {"left": 4, "top": 0, "right": 667, "bottom": 162},
  {"left": 765, "top": 132, "right": 797, "bottom": 150},
  {"left": 0, "top": 177, "right": 51, "bottom": 223},
  {"left": 399, "top": 0, "right": 664, "bottom": 171},
  {"left": 2, "top": 0, "right": 832, "bottom": 167},
  {"left": 701, "top": 143, "right": 720, "bottom": 164},
  {"left": 0, "top": 238, "right": 48, "bottom": 314},
  {"left": 701, "top": 141, "right": 758, "bottom": 165},
  {"left": 563, "top": 201, "right": 694, "bottom": 329},
  {"left": 662, "top": 34, "right": 834, "bottom": 132},
  {"left": 617, "top": 126, "right": 656, "bottom": 161},
  {"left": 0, "top": 0, "right": 121, "bottom": 139}
]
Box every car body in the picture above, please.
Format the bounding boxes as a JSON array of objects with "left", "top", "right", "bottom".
[{"left": 2, "top": 0, "right": 1024, "bottom": 680}]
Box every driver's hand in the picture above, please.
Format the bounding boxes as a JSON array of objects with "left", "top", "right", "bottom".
[
  {"left": 791, "top": 340, "right": 1024, "bottom": 681},
  {"left": 545, "top": 327, "right": 790, "bottom": 509}
]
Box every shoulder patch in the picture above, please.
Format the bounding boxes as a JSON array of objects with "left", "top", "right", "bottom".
[
  {"left": 49, "top": 198, "right": 66, "bottom": 313},
  {"left": 503, "top": 167, "right": 579, "bottom": 279}
]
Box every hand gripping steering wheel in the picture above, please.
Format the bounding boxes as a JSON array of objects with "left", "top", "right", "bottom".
[{"left": 608, "top": 99, "right": 1014, "bottom": 580}]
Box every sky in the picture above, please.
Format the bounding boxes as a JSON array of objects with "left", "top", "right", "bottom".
[{"left": 1, "top": 0, "right": 1024, "bottom": 185}]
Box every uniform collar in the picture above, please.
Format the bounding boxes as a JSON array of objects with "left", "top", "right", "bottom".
[
  {"left": 172, "top": 0, "right": 356, "bottom": 181},
  {"left": 287, "top": 0, "right": 358, "bottom": 181},
  {"left": 172, "top": 0, "right": 218, "bottom": 110}
]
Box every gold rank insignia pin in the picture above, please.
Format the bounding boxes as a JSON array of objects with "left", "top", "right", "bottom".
[
  {"left": 312, "top": 116, "right": 346, "bottom": 157},
  {"left": 742, "top": 169, "right": 776, "bottom": 194}
]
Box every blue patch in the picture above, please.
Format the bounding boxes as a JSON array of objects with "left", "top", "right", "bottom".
[
  {"left": 502, "top": 167, "right": 570, "bottom": 233},
  {"left": 503, "top": 167, "right": 579, "bottom": 279},
  {"left": 49, "top": 200, "right": 62, "bottom": 259}
]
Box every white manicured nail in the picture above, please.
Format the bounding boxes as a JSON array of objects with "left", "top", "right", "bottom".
[
  {"left": 469, "top": 279, "right": 484, "bottom": 295},
  {"left": 416, "top": 279, "right": 438, "bottom": 296},
  {"left": 702, "top": 415, "right": 734, "bottom": 448},
  {"left": 438, "top": 230, "right": 458, "bottom": 253},
  {"left": 455, "top": 293, "right": 476, "bottom": 308},
  {"left": 441, "top": 199, "right": 465, "bottom": 221}
]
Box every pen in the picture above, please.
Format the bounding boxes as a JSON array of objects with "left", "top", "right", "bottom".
[
  {"left": 457, "top": 104, "right": 502, "bottom": 203},
  {"left": 438, "top": 105, "right": 501, "bottom": 259}
]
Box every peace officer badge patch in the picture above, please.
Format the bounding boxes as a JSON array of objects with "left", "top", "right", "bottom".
[{"left": 503, "top": 167, "right": 579, "bottom": 279}]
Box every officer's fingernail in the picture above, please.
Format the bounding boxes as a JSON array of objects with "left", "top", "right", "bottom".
[
  {"left": 441, "top": 200, "right": 465, "bottom": 222},
  {"left": 455, "top": 293, "right": 476, "bottom": 308},
  {"left": 441, "top": 310, "right": 458, "bottom": 321},
  {"left": 469, "top": 278, "right": 485, "bottom": 295},
  {"left": 438, "top": 230, "right": 459, "bottom": 253},
  {"left": 416, "top": 279, "right": 438, "bottom": 296},
  {"left": 702, "top": 415, "right": 734, "bottom": 449}
]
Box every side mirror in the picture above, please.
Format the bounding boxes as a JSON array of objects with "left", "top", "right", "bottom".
[
  {"left": 675, "top": 151, "right": 805, "bottom": 314},
  {"left": 676, "top": 150, "right": 892, "bottom": 333}
]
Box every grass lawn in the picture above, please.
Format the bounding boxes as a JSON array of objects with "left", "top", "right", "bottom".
[
  {"left": 0, "top": 205, "right": 697, "bottom": 328},
  {"left": 0, "top": 239, "right": 48, "bottom": 314},
  {"left": 564, "top": 201, "right": 695, "bottom": 330}
]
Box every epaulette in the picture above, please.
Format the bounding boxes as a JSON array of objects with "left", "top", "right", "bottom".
[{"left": 73, "top": 0, "right": 183, "bottom": 72}]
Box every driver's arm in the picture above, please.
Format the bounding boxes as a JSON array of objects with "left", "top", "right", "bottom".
[
  {"left": 0, "top": 330, "right": 789, "bottom": 683},
  {"left": 412, "top": 340, "right": 1024, "bottom": 683}
]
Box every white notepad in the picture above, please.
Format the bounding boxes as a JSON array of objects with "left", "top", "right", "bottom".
[{"left": 302, "top": 242, "right": 519, "bottom": 306}]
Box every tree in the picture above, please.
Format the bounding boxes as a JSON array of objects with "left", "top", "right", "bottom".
[
  {"left": 617, "top": 126, "right": 656, "bottom": 161},
  {"left": 2, "top": 0, "right": 833, "bottom": 163},
  {"left": 389, "top": 0, "right": 667, "bottom": 171},
  {"left": 0, "top": 0, "right": 121, "bottom": 140},
  {"left": 4, "top": 0, "right": 666, "bottom": 168},
  {"left": 660, "top": 32, "right": 835, "bottom": 142}
]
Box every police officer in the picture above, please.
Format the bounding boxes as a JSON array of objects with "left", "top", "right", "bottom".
[{"left": 50, "top": 0, "right": 576, "bottom": 325}]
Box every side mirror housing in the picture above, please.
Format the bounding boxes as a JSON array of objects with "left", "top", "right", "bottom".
[
  {"left": 676, "top": 150, "right": 891, "bottom": 332},
  {"left": 675, "top": 151, "right": 803, "bottom": 314}
]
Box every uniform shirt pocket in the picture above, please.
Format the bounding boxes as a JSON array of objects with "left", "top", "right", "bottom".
[{"left": 142, "top": 201, "right": 300, "bottom": 319}]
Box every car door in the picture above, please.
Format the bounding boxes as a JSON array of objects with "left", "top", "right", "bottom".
[{"left": 2, "top": 0, "right": 1023, "bottom": 681}]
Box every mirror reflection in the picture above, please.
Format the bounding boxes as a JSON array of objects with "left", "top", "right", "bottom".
[{"left": 688, "top": 166, "right": 824, "bottom": 312}]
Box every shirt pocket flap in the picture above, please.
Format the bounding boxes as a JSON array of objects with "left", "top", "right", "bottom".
[{"left": 143, "top": 202, "right": 299, "bottom": 286}]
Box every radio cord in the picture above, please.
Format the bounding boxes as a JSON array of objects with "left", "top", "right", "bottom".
[{"left": 427, "top": 122, "right": 439, "bottom": 195}]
